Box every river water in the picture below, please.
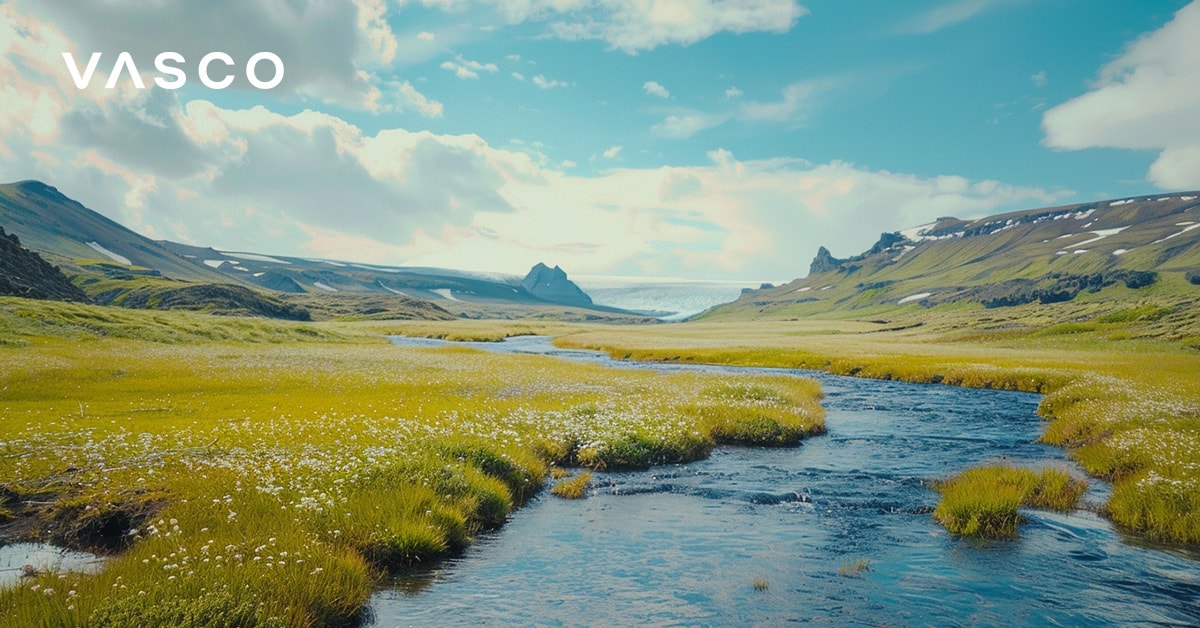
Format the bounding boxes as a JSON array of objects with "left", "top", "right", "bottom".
[{"left": 372, "top": 336, "right": 1200, "bottom": 626}]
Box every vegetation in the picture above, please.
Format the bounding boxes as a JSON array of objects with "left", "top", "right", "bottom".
[
  {"left": 838, "top": 560, "right": 872, "bottom": 578},
  {"left": 0, "top": 299, "right": 823, "bottom": 626},
  {"left": 550, "top": 471, "right": 593, "bottom": 499},
  {"left": 933, "top": 466, "right": 1087, "bottom": 538}
]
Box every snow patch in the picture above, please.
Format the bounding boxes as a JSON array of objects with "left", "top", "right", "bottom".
[
  {"left": 432, "top": 288, "right": 460, "bottom": 301},
  {"left": 1110, "top": 199, "right": 1133, "bottom": 206},
  {"left": 203, "top": 260, "right": 229, "bottom": 269},
  {"left": 224, "top": 252, "right": 290, "bottom": 264},
  {"left": 377, "top": 281, "right": 411, "bottom": 297},
  {"left": 1073, "top": 250, "right": 1088, "bottom": 254},
  {"left": 312, "top": 282, "right": 337, "bottom": 292},
  {"left": 1113, "top": 249, "right": 1130, "bottom": 256},
  {"left": 1074, "top": 226, "right": 1129, "bottom": 247},
  {"left": 898, "top": 292, "right": 932, "bottom": 305},
  {"left": 1152, "top": 222, "right": 1200, "bottom": 244},
  {"left": 793, "top": 286, "right": 813, "bottom": 294},
  {"left": 86, "top": 241, "right": 131, "bottom": 265},
  {"left": 1182, "top": 196, "right": 1197, "bottom": 201}
]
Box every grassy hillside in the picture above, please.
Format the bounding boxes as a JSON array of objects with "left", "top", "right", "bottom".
[
  {"left": 705, "top": 192, "right": 1200, "bottom": 329},
  {"left": 0, "top": 181, "right": 229, "bottom": 283}
]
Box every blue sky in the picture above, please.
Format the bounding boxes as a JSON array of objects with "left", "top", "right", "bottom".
[{"left": 2, "top": 0, "right": 1198, "bottom": 280}]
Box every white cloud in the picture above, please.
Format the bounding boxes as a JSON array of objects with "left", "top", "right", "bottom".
[
  {"left": 440, "top": 55, "right": 499, "bottom": 79},
  {"left": 532, "top": 74, "right": 568, "bottom": 89},
  {"left": 603, "top": 145, "right": 623, "bottom": 159},
  {"left": 643, "top": 81, "right": 670, "bottom": 98},
  {"left": 512, "top": 72, "right": 526, "bottom": 81},
  {"left": 652, "top": 111, "right": 730, "bottom": 139},
  {"left": 396, "top": 81, "right": 445, "bottom": 117},
  {"left": 740, "top": 79, "right": 837, "bottom": 123},
  {"left": 725, "top": 86, "right": 743, "bottom": 98},
  {"left": 406, "top": 0, "right": 808, "bottom": 53},
  {"left": 894, "top": 0, "right": 999, "bottom": 35},
  {"left": 1042, "top": 2, "right": 1200, "bottom": 189},
  {"left": 1030, "top": 70, "right": 1047, "bottom": 87},
  {"left": 418, "top": 31, "right": 436, "bottom": 41}
]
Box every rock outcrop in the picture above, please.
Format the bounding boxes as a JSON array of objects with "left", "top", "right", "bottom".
[
  {"left": 809, "top": 246, "right": 843, "bottom": 275},
  {"left": 0, "top": 226, "right": 90, "bottom": 302},
  {"left": 521, "top": 262, "right": 593, "bottom": 307}
]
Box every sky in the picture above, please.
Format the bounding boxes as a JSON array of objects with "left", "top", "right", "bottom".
[{"left": 1, "top": 0, "right": 1198, "bottom": 281}]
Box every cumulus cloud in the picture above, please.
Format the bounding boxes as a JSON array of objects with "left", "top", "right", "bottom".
[
  {"left": 643, "top": 80, "right": 670, "bottom": 98},
  {"left": 396, "top": 150, "right": 1066, "bottom": 278},
  {"left": 532, "top": 74, "right": 568, "bottom": 89},
  {"left": 440, "top": 55, "right": 499, "bottom": 79},
  {"left": 1042, "top": 2, "right": 1200, "bottom": 189},
  {"left": 603, "top": 145, "right": 623, "bottom": 159}
]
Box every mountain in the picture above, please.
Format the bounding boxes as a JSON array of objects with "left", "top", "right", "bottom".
[
  {"left": 702, "top": 192, "right": 1200, "bottom": 323},
  {"left": 521, "top": 263, "right": 592, "bottom": 307},
  {"left": 0, "top": 226, "right": 90, "bottom": 302},
  {"left": 0, "top": 180, "right": 637, "bottom": 321},
  {"left": 0, "top": 181, "right": 230, "bottom": 282}
]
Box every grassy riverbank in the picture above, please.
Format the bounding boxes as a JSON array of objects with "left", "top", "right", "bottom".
[
  {"left": 547, "top": 317, "right": 1200, "bottom": 545},
  {"left": 0, "top": 299, "right": 823, "bottom": 626}
]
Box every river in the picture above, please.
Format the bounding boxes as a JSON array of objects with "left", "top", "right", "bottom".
[{"left": 372, "top": 336, "right": 1200, "bottom": 626}]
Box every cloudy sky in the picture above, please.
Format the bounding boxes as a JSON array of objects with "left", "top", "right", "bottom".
[{"left": 1, "top": 0, "right": 1198, "bottom": 281}]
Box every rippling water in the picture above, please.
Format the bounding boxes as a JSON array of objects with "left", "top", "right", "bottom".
[{"left": 373, "top": 336, "right": 1200, "bottom": 626}]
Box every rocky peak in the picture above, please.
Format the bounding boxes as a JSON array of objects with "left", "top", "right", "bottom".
[
  {"left": 521, "top": 262, "right": 593, "bottom": 307},
  {"left": 809, "top": 246, "right": 843, "bottom": 275}
]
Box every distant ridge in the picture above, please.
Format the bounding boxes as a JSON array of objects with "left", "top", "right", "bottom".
[
  {"left": 0, "top": 180, "right": 644, "bottom": 321},
  {"left": 703, "top": 192, "right": 1200, "bottom": 320}
]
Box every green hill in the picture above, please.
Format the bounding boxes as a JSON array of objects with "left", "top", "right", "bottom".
[{"left": 702, "top": 192, "right": 1200, "bottom": 337}]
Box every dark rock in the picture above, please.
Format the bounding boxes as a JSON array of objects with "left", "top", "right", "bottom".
[
  {"left": 521, "top": 262, "right": 593, "bottom": 307},
  {"left": 0, "top": 226, "right": 91, "bottom": 302},
  {"left": 809, "top": 246, "right": 843, "bottom": 274}
]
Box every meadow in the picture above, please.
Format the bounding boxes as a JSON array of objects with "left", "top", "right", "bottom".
[{"left": 0, "top": 298, "right": 823, "bottom": 626}]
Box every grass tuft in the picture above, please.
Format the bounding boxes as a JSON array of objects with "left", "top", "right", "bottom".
[
  {"left": 550, "top": 471, "right": 593, "bottom": 500},
  {"left": 933, "top": 466, "right": 1087, "bottom": 538}
]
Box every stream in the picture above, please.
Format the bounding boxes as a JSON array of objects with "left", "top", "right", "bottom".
[{"left": 373, "top": 336, "right": 1199, "bottom": 626}]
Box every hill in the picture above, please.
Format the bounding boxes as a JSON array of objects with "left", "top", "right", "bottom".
[
  {"left": 702, "top": 192, "right": 1200, "bottom": 336},
  {"left": 0, "top": 180, "right": 641, "bottom": 321}
]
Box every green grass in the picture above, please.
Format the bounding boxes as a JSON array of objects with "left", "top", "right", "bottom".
[
  {"left": 933, "top": 466, "right": 1088, "bottom": 538},
  {"left": 0, "top": 300, "right": 824, "bottom": 626}
]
